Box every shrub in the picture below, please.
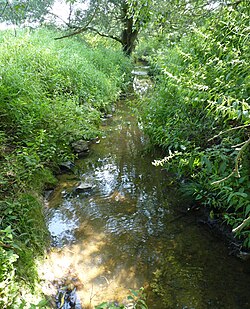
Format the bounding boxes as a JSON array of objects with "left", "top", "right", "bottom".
[{"left": 139, "top": 3, "right": 250, "bottom": 247}]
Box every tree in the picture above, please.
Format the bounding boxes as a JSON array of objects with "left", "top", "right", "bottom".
[
  {"left": 0, "top": 0, "right": 54, "bottom": 26},
  {"left": 1, "top": 0, "right": 240, "bottom": 55},
  {"left": 52, "top": 0, "right": 233, "bottom": 55},
  {"left": 53, "top": 0, "right": 153, "bottom": 56}
]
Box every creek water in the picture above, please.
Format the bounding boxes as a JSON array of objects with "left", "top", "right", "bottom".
[{"left": 39, "top": 66, "right": 250, "bottom": 308}]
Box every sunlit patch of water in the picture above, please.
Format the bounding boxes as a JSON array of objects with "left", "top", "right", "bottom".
[
  {"left": 132, "top": 65, "right": 153, "bottom": 96},
  {"left": 38, "top": 66, "right": 250, "bottom": 309}
]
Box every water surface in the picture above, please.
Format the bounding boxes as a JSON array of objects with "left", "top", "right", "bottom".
[{"left": 40, "top": 67, "right": 250, "bottom": 308}]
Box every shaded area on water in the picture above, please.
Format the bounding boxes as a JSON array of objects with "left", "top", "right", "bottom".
[{"left": 40, "top": 65, "right": 250, "bottom": 308}]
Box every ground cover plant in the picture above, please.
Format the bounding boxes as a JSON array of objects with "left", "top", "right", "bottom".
[
  {"left": 139, "top": 2, "right": 250, "bottom": 248},
  {"left": 0, "top": 27, "right": 131, "bottom": 308}
]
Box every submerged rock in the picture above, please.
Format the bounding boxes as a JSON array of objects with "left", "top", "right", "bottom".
[
  {"left": 237, "top": 251, "right": 250, "bottom": 261},
  {"left": 75, "top": 182, "right": 93, "bottom": 192},
  {"left": 56, "top": 287, "right": 82, "bottom": 309},
  {"left": 71, "top": 140, "right": 89, "bottom": 156},
  {"left": 59, "top": 161, "right": 75, "bottom": 173},
  {"left": 105, "top": 114, "right": 113, "bottom": 118}
]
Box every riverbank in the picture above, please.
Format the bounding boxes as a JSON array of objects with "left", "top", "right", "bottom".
[
  {"left": 137, "top": 2, "right": 250, "bottom": 250},
  {"left": 0, "top": 28, "right": 131, "bottom": 308},
  {"left": 39, "top": 96, "right": 250, "bottom": 309},
  {"left": 1, "top": 26, "right": 249, "bottom": 308}
]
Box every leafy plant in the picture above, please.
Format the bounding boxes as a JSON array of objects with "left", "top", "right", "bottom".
[
  {"left": 0, "top": 27, "right": 131, "bottom": 308},
  {"left": 0, "top": 226, "right": 19, "bottom": 308},
  {"left": 139, "top": 2, "right": 250, "bottom": 246}
]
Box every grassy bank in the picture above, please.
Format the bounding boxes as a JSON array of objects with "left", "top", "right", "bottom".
[
  {"left": 138, "top": 3, "right": 250, "bottom": 248},
  {"left": 0, "top": 27, "right": 131, "bottom": 308}
]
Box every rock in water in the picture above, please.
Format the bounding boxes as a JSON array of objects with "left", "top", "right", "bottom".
[
  {"left": 75, "top": 182, "right": 93, "bottom": 192},
  {"left": 60, "top": 161, "right": 75, "bottom": 173},
  {"left": 71, "top": 140, "right": 89, "bottom": 154}
]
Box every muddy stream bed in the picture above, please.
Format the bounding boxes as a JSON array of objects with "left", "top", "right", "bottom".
[{"left": 39, "top": 66, "right": 250, "bottom": 308}]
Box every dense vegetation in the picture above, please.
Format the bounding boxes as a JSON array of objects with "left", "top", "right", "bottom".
[
  {"left": 0, "top": 0, "right": 250, "bottom": 308},
  {"left": 0, "top": 28, "right": 131, "bottom": 308},
  {"left": 138, "top": 2, "right": 250, "bottom": 248}
]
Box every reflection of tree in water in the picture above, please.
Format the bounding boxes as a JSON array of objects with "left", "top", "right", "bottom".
[{"left": 41, "top": 98, "right": 250, "bottom": 309}]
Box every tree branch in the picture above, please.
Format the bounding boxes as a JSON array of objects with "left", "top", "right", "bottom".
[
  {"left": 47, "top": 11, "right": 75, "bottom": 28},
  {"left": 0, "top": 241, "right": 12, "bottom": 249},
  {"left": 68, "top": 2, "right": 73, "bottom": 27},
  {"left": 55, "top": 25, "right": 122, "bottom": 44},
  {"left": 208, "top": 124, "right": 250, "bottom": 142},
  {"left": 211, "top": 138, "right": 250, "bottom": 185},
  {"left": 232, "top": 216, "right": 250, "bottom": 233},
  {"left": 54, "top": 5, "right": 101, "bottom": 40},
  {"left": 54, "top": 27, "right": 87, "bottom": 40},
  {"left": 86, "top": 26, "right": 123, "bottom": 43},
  {"left": 211, "top": 171, "right": 236, "bottom": 185}
]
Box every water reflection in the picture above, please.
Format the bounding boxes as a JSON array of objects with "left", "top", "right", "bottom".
[
  {"left": 43, "top": 99, "right": 175, "bottom": 306},
  {"left": 47, "top": 130, "right": 170, "bottom": 247},
  {"left": 40, "top": 68, "right": 250, "bottom": 308}
]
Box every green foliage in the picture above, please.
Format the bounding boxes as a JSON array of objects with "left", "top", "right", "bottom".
[
  {"left": 19, "top": 298, "right": 49, "bottom": 309},
  {"left": 139, "top": 3, "right": 250, "bottom": 246},
  {"left": 0, "top": 226, "right": 19, "bottom": 308},
  {"left": 0, "top": 195, "right": 48, "bottom": 251},
  {"left": 0, "top": 0, "right": 53, "bottom": 25},
  {"left": 0, "top": 194, "right": 49, "bottom": 308},
  {"left": 0, "top": 27, "right": 131, "bottom": 308},
  {"left": 127, "top": 288, "right": 148, "bottom": 309},
  {"left": 0, "top": 27, "right": 130, "bottom": 191},
  {"left": 95, "top": 302, "right": 123, "bottom": 309}
]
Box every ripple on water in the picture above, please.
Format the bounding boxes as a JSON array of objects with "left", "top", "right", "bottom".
[
  {"left": 47, "top": 200, "right": 79, "bottom": 247},
  {"left": 42, "top": 80, "right": 250, "bottom": 308}
]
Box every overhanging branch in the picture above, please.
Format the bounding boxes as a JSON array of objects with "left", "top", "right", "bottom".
[
  {"left": 208, "top": 124, "right": 250, "bottom": 142},
  {"left": 55, "top": 25, "right": 122, "bottom": 44},
  {"left": 54, "top": 3, "right": 123, "bottom": 44},
  {"left": 233, "top": 216, "right": 250, "bottom": 233},
  {"left": 211, "top": 138, "right": 250, "bottom": 185},
  {"left": 87, "top": 26, "right": 122, "bottom": 43},
  {"left": 48, "top": 11, "right": 75, "bottom": 28}
]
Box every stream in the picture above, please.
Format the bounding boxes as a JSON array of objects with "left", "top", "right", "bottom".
[{"left": 39, "top": 65, "right": 250, "bottom": 308}]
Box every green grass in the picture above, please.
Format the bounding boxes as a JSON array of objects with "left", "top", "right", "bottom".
[{"left": 0, "top": 27, "right": 131, "bottom": 308}]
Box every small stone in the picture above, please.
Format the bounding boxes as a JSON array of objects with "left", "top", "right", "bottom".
[
  {"left": 75, "top": 182, "right": 93, "bottom": 192},
  {"left": 72, "top": 140, "right": 89, "bottom": 153},
  {"left": 60, "top": 161, "right": 75, "bottom": 173},
  {"left": 238, "top": 251, "right": 250, "bottom": 261}
]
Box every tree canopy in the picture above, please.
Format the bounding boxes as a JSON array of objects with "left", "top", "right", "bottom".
[
  {"left": 52, "top": 0, "right": 153, "bottom": 55},
  {"left": 0, "top": 0, "right": 53, "bottom": 25},
  {"left": 1, "top": 0, "right": 244, "bottom": 55}
]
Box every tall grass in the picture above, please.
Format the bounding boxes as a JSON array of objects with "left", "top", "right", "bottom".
[{"left": 0, "top": 27, "right": 131, "bottom": 308}]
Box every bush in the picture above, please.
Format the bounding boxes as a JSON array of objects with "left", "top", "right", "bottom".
[
  {"left": 0, "top": 27, "right": 131, "bottom": 188},
  {"left": 139, "top": 3, "right": 250, "bottom": 247}
]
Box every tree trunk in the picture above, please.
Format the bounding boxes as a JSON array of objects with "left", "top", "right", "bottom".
[
  {"left": 121, "top": 17, "right": 138, "bottom": 56},
  {"left": 121, "top": 3, "right": 139, "bottom": 56}
]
